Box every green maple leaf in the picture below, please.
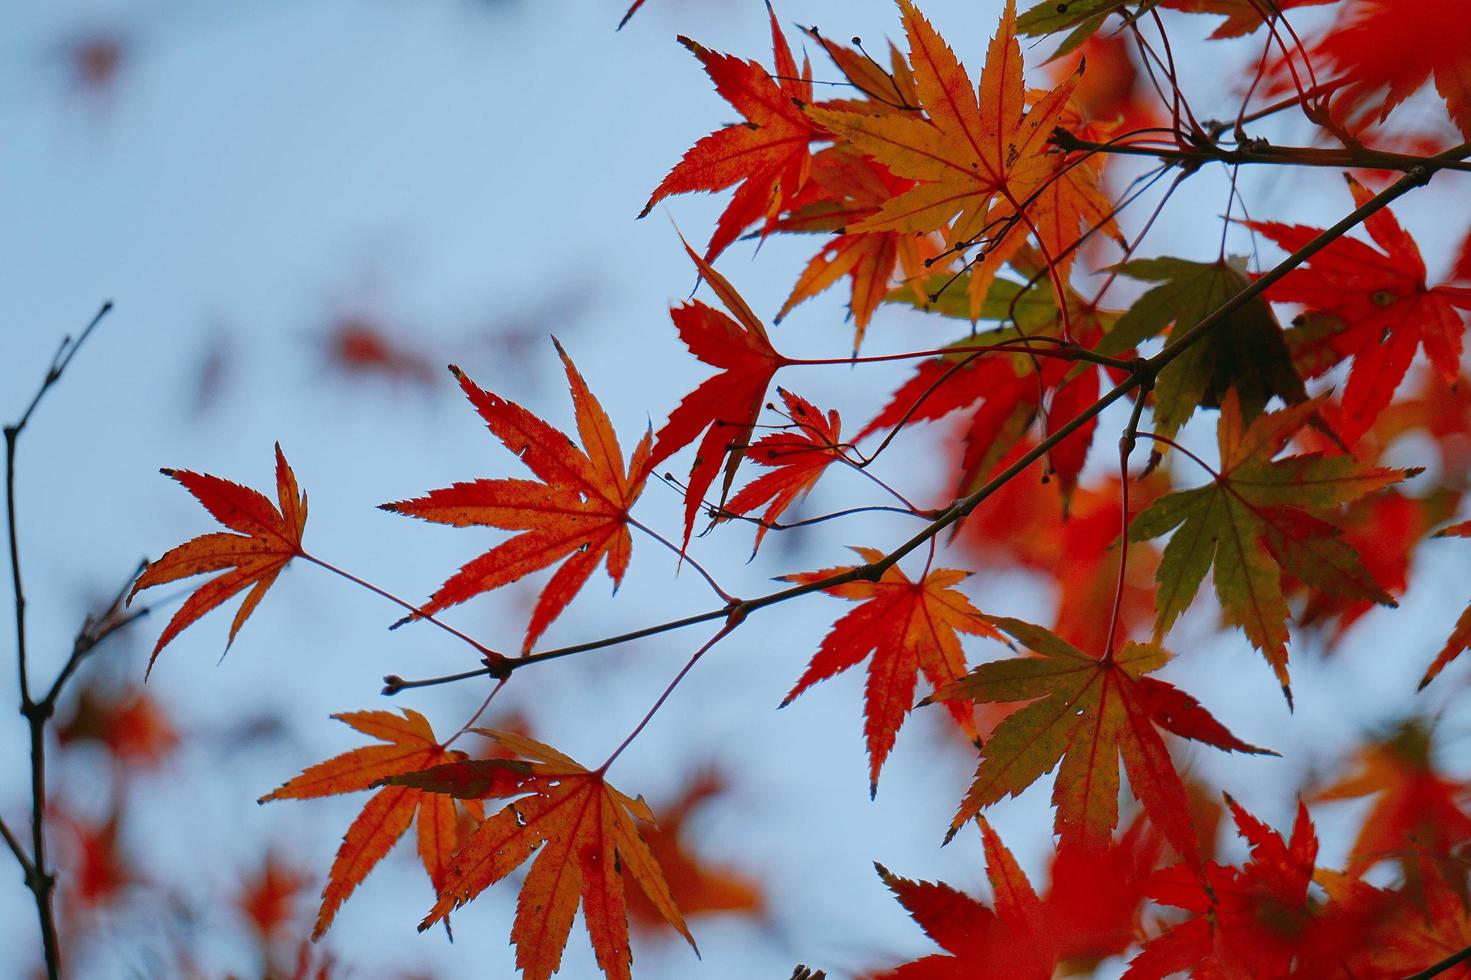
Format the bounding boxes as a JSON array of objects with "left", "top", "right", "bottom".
[
  {"left": 1098, "top": 256, "right": 1307, "bottom": 442},
  {"left": 926, "top": 615, "right": 1272, "bottom": 861},
  {"left": 1130, "top": 392, "right": 1416, "bottom": 700}
]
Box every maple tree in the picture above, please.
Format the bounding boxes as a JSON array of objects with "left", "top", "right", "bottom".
[{"left": 11, "top": 0, "right": 1471, "bottom": 978}]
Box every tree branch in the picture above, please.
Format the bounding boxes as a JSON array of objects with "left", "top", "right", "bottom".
[
  {"left": 1052, "top": 130, "right": 1471, "bottom": 175},
  {"left": 5, "top": 301, "right": 113, "bottom": 980},
  {"left": 373, "top": 148, "right": 1464, "bottom": 702}
]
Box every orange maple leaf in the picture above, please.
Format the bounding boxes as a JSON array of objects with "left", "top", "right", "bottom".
[
  {"left": 382, "top": 341, "right": 651, "bottom": 652},
  {"left": 782, "top": 548, "right": 1000, "bottom": 796},
  {"left": 56, "top": 681, "right": 178, "bottom": 770},
  {"left": 1250, "top": 174, "right": 1471, "bottom": 445},
  {"left": 650, "top": 241, "right": 788, "bottom": 545},
  {"left": 1313, "top": 720, "right": 1471, "bottom": 894},
  {"left": 771, "top": 147, "right": 938, "bottom": 349},
  {"left": 237, "top": 852, "right": 310, "bottom": 941},
  {"left": 128, "top": 444, "right": 307, "bottom": 674},
  {"left": 393, "top": 730, "right": 695, "bottom": 980},
  {"left": 807, "top": 0, "right": 1089, "bottom": 317},
  {"left": 722, "top": 388, "right": 845, "bottom": 553},
  {"left": 640, "top": 5, "right": 817, "bottom": 261},
  {"left": 928, "top": 617, "right": 1272, "bottom": 858},
  {"left": 259, "top": 709, "right": 484, "bottom": 940}
]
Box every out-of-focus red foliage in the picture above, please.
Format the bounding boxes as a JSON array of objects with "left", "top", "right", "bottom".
[
  {"left": 56, "top": 683, "right": 178, "bottom": 770},
  {"left": 625, "top": 769, "right": 764, "bottom": 931},
  {"left": 324, "top": 315, "right": 436, "bottom": 386}
]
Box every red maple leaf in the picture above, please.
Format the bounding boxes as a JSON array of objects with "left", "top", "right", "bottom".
[
  {"left": 1250, "top": 174, "right": 1471, "bottom": 445},
  {"left": 382, "top": 341, "right": 651, "bottom": 651},
  {"left": 783, "top": 549, "right": 1001, "bottom": 795},
  {"left": 237, "top": 853, "right": 310, "bottom": 941},
  {"left": 649, "top": 241, "right": 788, "bottom": 545},
  {"left": 625, "top": 769, "right": 764, "bottom": 931},
  {"left": 722, "top": 388, "right": 845, "bottom": 553},
  {"left": 1124, "top": 798, "right": 1385, "bottom": 979},
  {"left": 860, "top": 266, "right": 1109, "bottom": 498},
  {"left": 1419, "top": 518, "right": 1471, "bottom": 687},
  {"left": 871, "top": 818, "right": 1054, "bottom": 980},
  {"left": 640, "top": 5, "right": 818, "bottom": 261},
  {"left": 958, "top": 460, "right": 1167, "bottom": 657},
  {"left": 1274, "top": 0, "right": 1471, "bottom": 139},
  {"left": 1313, "top": 720, "right": 1471, "bottom": 895},
  {"left": 871, "top": 814, "right": 1166, "bottom": 979},
  {"left": 56, "top": 682, "right": 178, "bottom": 770}
]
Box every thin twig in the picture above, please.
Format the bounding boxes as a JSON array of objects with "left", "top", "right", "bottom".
[
  {"left": 0, "top": 815, "right": 32, "bottom": 878},
  {"left": 1105, "top": 383, "right": 1152, "bottom": 659},
  {"left": 299, "top": 553, "right": 507, "bottom": 672},
  {"left": 41, "top": 559, "right": 150, "bottom": 711},
  {"left": 628, "top": 517, "right": 734, "bottom": 603},
  {"left": 1135, "top": 432, "right": 1220, "bottom": 478}
]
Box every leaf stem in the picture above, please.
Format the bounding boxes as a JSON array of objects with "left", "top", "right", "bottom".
[
  {"left": 1135, "top": 432, "right": 1220, "bottom": 478},
  {"left": 444, "top": 677, "right": 508, "bottom": 749},
  {"left": 598, "top": 620, "right": 737, "bottom": 773},
  {"left": 299, "top": 552, "right": 506, "bottom": 670},
  {"left": 628, "top": 517, "right": 733, "bottom": 602},
  {"left": 1105, "top": 386, "right": 1152, "bottom": 659}
]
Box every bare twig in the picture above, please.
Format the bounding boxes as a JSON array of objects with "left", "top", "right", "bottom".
[{"left": 6, "top": 300, "right": 113, "bottom": 980}]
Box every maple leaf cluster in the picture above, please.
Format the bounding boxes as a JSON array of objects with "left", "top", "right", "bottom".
[{"left": 40, "top": 0, "right": 1471, "bottom": 978}]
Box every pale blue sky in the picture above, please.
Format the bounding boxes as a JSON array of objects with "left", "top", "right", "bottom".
[{"left": 4, "top": 1, "right": 1470, "bottom": 977}]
